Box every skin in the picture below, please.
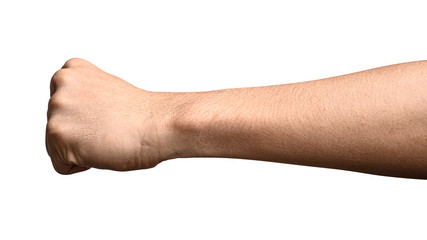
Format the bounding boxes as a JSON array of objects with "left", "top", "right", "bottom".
[{"left": 46, "top": 58, "right": 427, "bottom": 178}]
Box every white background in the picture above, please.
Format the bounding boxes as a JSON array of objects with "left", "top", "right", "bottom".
[{"left": 1, "top": 0, "right": 426, "bottom": 239}]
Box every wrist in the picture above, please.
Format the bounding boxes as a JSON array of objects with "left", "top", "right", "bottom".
[
  {"left": 169, "top": 89, "right": 245, "bottom": 159},
  {"left": 144, "top": 91, "right": 207, "bottom": 161},
  {"left": 167, "top": 91, "right": 209, "bottom": 159}
]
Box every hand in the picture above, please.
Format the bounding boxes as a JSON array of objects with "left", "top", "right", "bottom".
[{"left": 46, "top": 58, "right": 180, "bottom": 174}]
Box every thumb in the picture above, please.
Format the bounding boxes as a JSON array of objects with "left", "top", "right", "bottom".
[
  {"left": 51, "top": 159, "right": 90, "bottom": 175},
  {"left": 45, "top": 130, "right": 90, "bottom": 175}
]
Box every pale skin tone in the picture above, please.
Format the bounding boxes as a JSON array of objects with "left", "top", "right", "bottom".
[{"left": 46, "top": 58, "right": 427, "bottom": 178}]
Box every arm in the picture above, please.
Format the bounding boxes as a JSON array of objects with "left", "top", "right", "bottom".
[{"left": 46, "top": 59, "right": 427, "bottom": 178}]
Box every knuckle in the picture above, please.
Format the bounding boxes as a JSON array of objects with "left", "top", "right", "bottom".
[
  {"left": 46, "top": 118, "right": 65, "bottom": 138},
  {"left": 63, "top": 58, "right": 87, "bottom": 68},
  {"left": 46, "top": 117, "right": 75, "bottom": 147},
  {"left": 48, "top": 95, "right": 69, "bottom": 110},
  {"left": 51, "top": 69, "right": 71, "bottom": 85}
]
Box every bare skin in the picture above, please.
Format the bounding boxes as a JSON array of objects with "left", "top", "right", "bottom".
[{"left": 46, "top": 58, "right": 427, "bottom": 178}]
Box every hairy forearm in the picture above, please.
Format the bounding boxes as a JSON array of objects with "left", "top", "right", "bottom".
[{"left": 170, "top": 61, "right": 427, "bottom": 178}]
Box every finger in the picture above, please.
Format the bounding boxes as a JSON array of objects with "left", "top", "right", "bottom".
[
  {"left": 47, "top": 98, "right": 53, "bottom": 120},
  {"left": 50, "top": 75, "right": 56, "bottom": 97},
  {"left": 45, "top": 126, "right": 52, "bottom": 157}
]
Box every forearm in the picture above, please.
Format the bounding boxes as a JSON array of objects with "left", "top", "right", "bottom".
[{"left": 170, "top": 61, "right": 427, "bottom": 178}]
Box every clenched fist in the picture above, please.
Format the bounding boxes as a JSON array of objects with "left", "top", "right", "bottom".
[{"left": 46, "top": 58, "right": 183, "bottom": 174}]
